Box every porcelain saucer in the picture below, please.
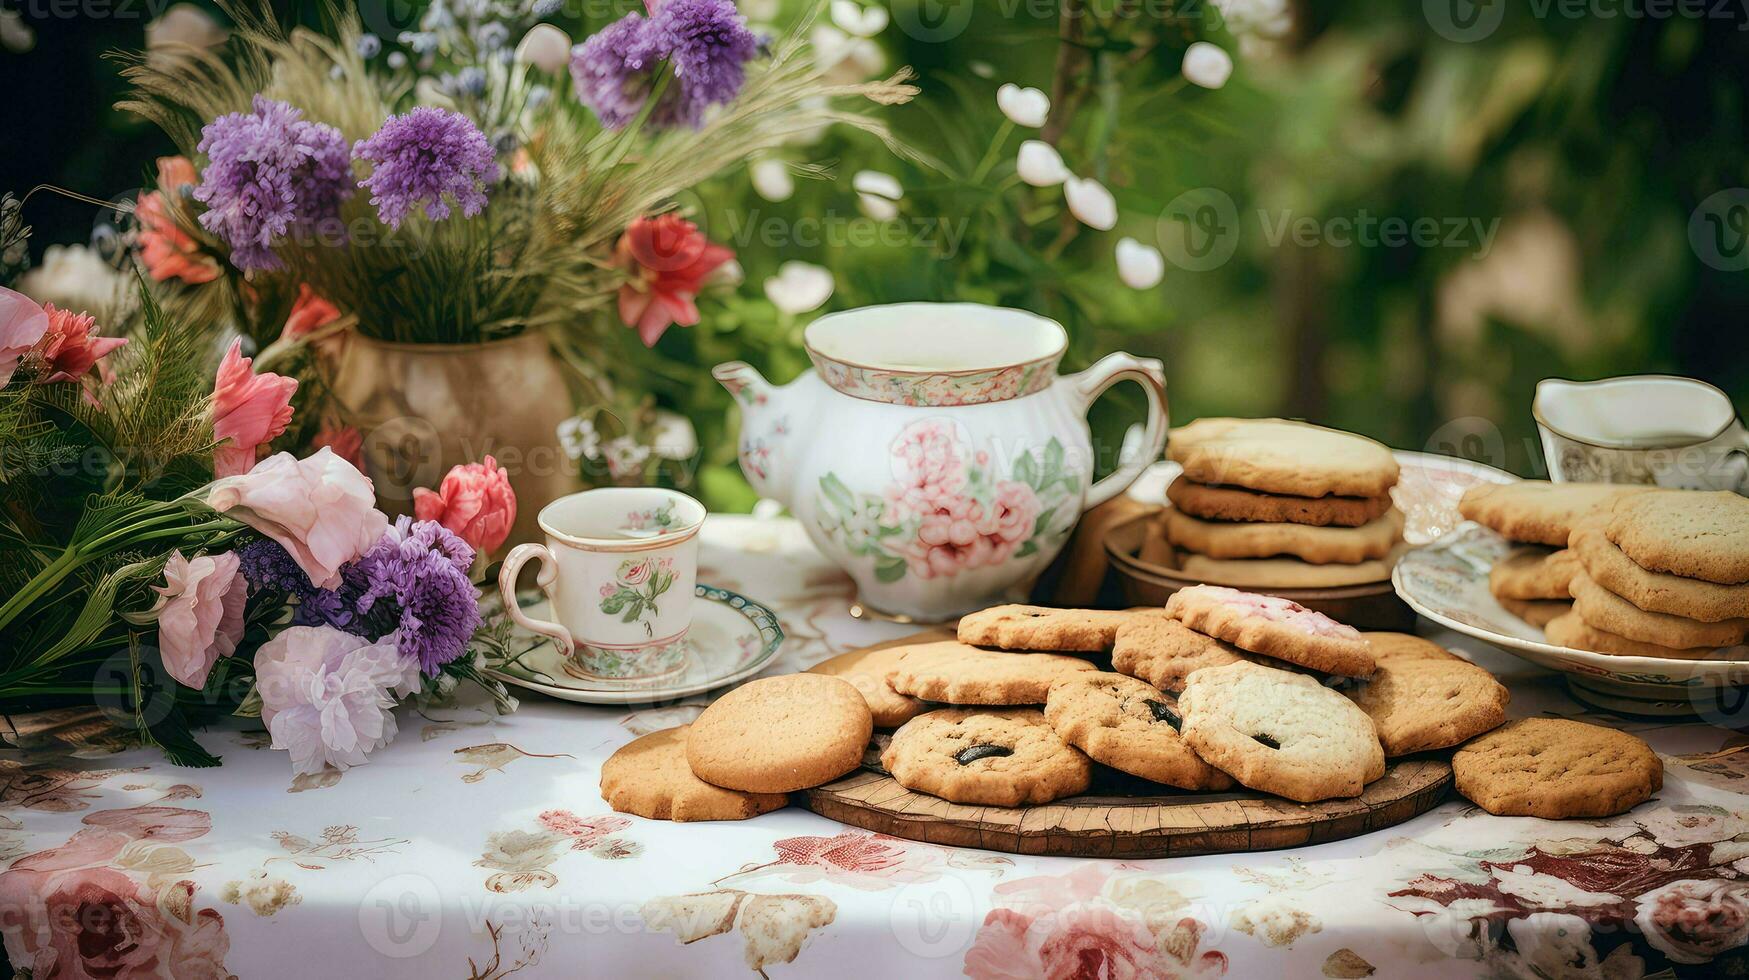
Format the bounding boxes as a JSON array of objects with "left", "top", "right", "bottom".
[{"left": 487, "top": 584, "right": 784, "bottom": 705}]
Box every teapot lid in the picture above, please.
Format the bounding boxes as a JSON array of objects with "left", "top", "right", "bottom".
[{"left": 804, "top": 302, "right": 1066, "bottom": 407}]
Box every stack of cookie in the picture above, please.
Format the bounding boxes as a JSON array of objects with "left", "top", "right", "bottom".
[
  {"left": 1545, "top": 490, "right": 1749, "bottom": 659},
  {"left": 1459, "top": 480, "right": 1643, "bottom": 628},
  {"left": 1158, "top": 418, "right": 1406, "bottom": 587}
]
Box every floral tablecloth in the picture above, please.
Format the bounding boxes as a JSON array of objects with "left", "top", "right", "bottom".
[{"left": 4, "top": 514, "right": 1748, "bottom": 979}]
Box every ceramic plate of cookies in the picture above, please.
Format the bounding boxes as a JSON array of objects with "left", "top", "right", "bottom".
[{"left": 1393, "top": 484, "right": 1749, "bottom": 712}]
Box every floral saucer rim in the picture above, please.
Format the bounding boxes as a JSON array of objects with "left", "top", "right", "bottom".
[{"left": 487, "top": 583, "right": 785, "bottom": 705}]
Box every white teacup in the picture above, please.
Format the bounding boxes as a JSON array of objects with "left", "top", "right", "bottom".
[
  {"left": 1534, "top": 375, "right": 1749, "bottom": 493},
  {"left": 498, "top": 488, "right": 706, "bottom": 680}
]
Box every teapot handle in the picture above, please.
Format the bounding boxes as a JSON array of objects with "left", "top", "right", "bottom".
[{"left": 1068, "top": 353, "right": 1170, "bottom": 512}]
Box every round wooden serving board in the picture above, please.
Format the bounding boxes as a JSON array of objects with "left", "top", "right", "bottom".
[{"left": 798, "top": 632, "right": 1452, "bottom": 859}]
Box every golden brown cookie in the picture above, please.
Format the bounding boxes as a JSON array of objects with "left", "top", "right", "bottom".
[
  {"left": 600, "top": 726, "right": 789, "bottom": 821},
  {"left": 1543, "top": 611, "right": 1723, "bottom": 660},
  {"left": 1488, "top": 547, "right": 1579, "bottom": 601},
  {"left": 1044, "top": 673, "right": 1232, "bottom": 790},
  {"left": 1166, "top": 476, "right": 1393, "bottom": 528},
  {"left": 886, "top": 641, "right": 1098, "bottom": 705},
  {"left": 1343, "top": 634, "right": 1509, "bottom": 757},
  {"left": 956, "top": 604, "right": 1156, "bottom": 652},
  {"left": 1570, "top": 571, "right": 1749, "bottom": 648},
  {"left": 1164, "top": 508, "right": 1404, "bottom": 565},
  {"left": 882, "top": 707, "right": 1091, "bottom": 805},
  {"left": 1605, "top": 489, "right": 1749, "bottom": 585},
  {"left": 1458, "top": 481, "right": 1644, "bottom": 547},
  {"left": 1178, "top": 661, "right": 1386, "bottom": 802},
  {"left": 1498, "top": 597, "right": 1571, "bottom": 629},
  {"left": 1111, "top": 616, "right": 1248, "bottom": 692},
  {"left": 1573, "top": 516, "right": 1749, "bottom": 622},
  {"left": 1452, "top": 718, "right": 1662, "bottom": 818},
  {"left": 806, "top": 644, "right": 932, "bottom": 728},
  {"left": 1178, "top": 548, "right": 1404, "bottom": 589},
  {"left": 686, "top": 674, "right": 872, "bottom": 793},
  {"left": 1168, "top": 418, "right": 1401, "bottom": 499},
  {"left": 1167, "top": 585, "right": 1376, "bottom": 678}
]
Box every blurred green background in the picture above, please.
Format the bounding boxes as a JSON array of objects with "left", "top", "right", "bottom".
[{"left": 5, "top": 0, "right": 1748, "bottom": 509}]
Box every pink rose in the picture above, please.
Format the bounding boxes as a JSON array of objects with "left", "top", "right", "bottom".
[
  {"left": 149, "top": 550, "right": 247, "bottom": 690},
  {"left": 0, "top": 866, "right": 231, "bottom": 980},
  {"left": 412, "top": 455, "right": 517, "bottom": 555},
  {"left": 987, "top": 480, "right": 1042, "bottom": 545},
  {"left": 206, "top": 447, "right": 387, "bottom": 589},
  {"left": 254, "top": 625, "right": 421, "bottom": 776},
  {"left": 619, "top": 558, "right": 653, "bottom": 586},
  {"left": 211, "top": 338, "right": 298, "bottom": 478},
  {"left": 1635, "top": 879, "right": 1749, "bottom": 964},
  {"left": 0, "top": 286, "right": 48, "bottom": 387}
]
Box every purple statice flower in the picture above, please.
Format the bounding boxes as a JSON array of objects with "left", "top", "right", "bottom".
[
  {"left": 568, "top": 13, "right": 666, "bottom": 129},
  {"left": 343, "top": 516, "right": 482, "bottom": 675},
  {"left": 354, "top": 107, "right": 500, "bottom": 229},
  {"left": 649, "top": 0, "right": 760, "bottom": 128},
  {"left": 193, "top": 95, "right": 352, "bottom": 271},
  {"left": 237, "top": 536, "right": 314, "bottom": 596}
]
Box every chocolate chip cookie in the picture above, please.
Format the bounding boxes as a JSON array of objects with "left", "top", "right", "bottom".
[{"left": 881, "top": 707, "right": 1092, "bottom": 806}]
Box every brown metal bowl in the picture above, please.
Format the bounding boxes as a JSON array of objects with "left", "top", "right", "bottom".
[{"left": 1103, "top": 511, "right": 1416, "bottom": 631}]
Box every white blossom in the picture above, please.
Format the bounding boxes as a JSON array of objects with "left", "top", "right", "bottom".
[
  {"left": 751, "top": 158, "right": 795, "bottom": 202},
  {"left": 146, "top": 3, "right": 227, "bottom": 52},
  {"left": 1115, "top": 238, "right": 1165, "bottom": 289},
  {"left": 829, "top": 0, "right": 888, "bottom": 37},
  {"left": 557, "top": 416, "right": 600, "bottom": 461},
  {"left": 1064, "top": 176, "right": 1118, "bottom": 231},
  {"left": 16, "top": 244, "right": 124, "bottom": 316},
  {"left": 603, "top": 436, "right": 653, "bottom": 480},
  {"left": 1182, "top": 42, "right": 1234, "bottom": 90},
  {"left": 811, "top": 25, "right": 885, "bottom": 85},
  {"left": 1016, "top": 140, "right": 1069, "bottom": 187},
  {"left": 514, "top": 24, "right": 571, "bottom": 74},
  {"left": 853, "top": 170, "right": 903, "bottom": 221},
  {"left": 764, "top": 261, "right": 834, "bottom": 315},
  {"left": 996, "top": 83, "right": 1050, "bottom": 128}
]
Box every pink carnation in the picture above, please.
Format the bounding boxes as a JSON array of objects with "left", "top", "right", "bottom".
[
  {"left": 149, "top": 550, "right": 247, "bottom": 690},
  {"left": 412, "top": 455, "right": 517, "bottom": 555},
  {"left": 33, "top": 304, "right": 127, "bottom": 387},
  {"left": 206, "top": 447, "right": 388, "bottom": 589},
  {"left": 211, "top": 338, "right": 298, "bottom": 478}
]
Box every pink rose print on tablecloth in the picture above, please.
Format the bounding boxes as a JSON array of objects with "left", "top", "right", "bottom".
[
  {"left": 0, "top": 805, "right": 231, "bottom": 979},
  {"left": 1635, "top": 879, "right": 1749, "bottom": 964},
  {"left": 712, "top": 830, "right": 1010, "bottom": 892},
  {"left": 963, "top": 864, "right": 1226, "bottom": 980},
  {"left": 817, "top": 419, "right": 1075, "bottom": 583}
]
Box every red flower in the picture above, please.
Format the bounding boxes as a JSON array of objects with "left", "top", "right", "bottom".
[
  {"left": 211, "top": 339, "right": 297, "bottom": 478},
  {"left": 137, "top": 156, "right": 221, "bottom": 285},
  {"left": 613, "top": 214, "right": 733, "bottom": 347},
  {"left": 32, "top": 304, "right": 126, "bottom": 398},
  {"left": 311, "top": 423, "right": 364, "bottom": 469},
  {"left": 413, "top": 455, "right": 518, "bottom": 555},
  {"left": 771, "top": 831, "right": 907, "bottom": 876},
  {"left": 281, "top": 283, "right": 342, "bottom": 341}
]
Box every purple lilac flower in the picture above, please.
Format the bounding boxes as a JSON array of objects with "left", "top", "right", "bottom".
[
  {"left": 343, "top": 516, "right": 482, "bottom": 675},
  {"left": 193, "top": 95, "right": 352, "bottom": 271},
  {"left": 354, "top": 107, "right": 500, "bottom": 229},
  {"left": 568, "top": 13, "right": 666, "bottom": 130},
  {"left": 649, "top": 0, "right": 760, "bottom": 128}
]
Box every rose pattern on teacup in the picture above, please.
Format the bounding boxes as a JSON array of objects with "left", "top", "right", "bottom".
[
  {"left": 621, "top": 500, "right": 679, "bottom": 535},
  {"left": 598, "top": 556, "right": 677, "bottom": 637},
  {"left": 815, "top": 418, "right": 1077, "bottom": 583}
]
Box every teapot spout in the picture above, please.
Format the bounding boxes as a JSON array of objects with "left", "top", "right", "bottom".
[{"left": 713, "top": 361, "right": 793, "bottom": 505}]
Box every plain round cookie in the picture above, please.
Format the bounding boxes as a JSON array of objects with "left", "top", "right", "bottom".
[
  {"left": 1573, "top": 517, "right": 1749, "bottom": 622},
  {"left": 1605, "top": 490, "right": 1749, "bottom": 585},
  {"left": 1544, "top": 611, "right": 1723, "bottom": 660},
  {"left": 806, "top": 645, "right": 930, "bottom": 727},
  {"left": 1178, "top": 661, "right": 1386, "bottom": 803},
  {"left": 1167, "top": 417, "right": 1401, "bottom": 499},
  {"left": 1178, "top": 549, "right": 1404, "bottom": 589},
  {"left": 1164, "top": 508, "right": 1404, "bottom": 565},
  {"left": 686, "top": 674, "right": 872, "bottom": 793},
  {"left": 1167, "top": 585, "right": 1376, "bottom": 678},
  {"left": 1458, "top": 481, "right": 1644, "bottom": 547},
  {"left": 600, "top": 726, "right": 790, "bottom": 821},
  {"left": 1044, "top": 673, "right": 1232, "bottom": 790},
  {"left": 1569, "top": 570, "right": 1749, "bottom": 648},
  {"left": 1112, "top": 617, "right": 1248, "bottom": 692},
  {"left": 1166, "top": 476, "right": 1393, "bottom": 528},
  {"left": 1498, "top": 597, "right": 1570, "bottom": 629},
  {"left": 886, "top": 642, "right": 1098, "bottom": 704},
  {"left": 1488, "top": 547, "right": 1579, "bottom": 601},
  {"left": 1452, "top": 718, "right": 1662, "bottom": 818},
  {"left": 1344, "top": 634, "right": 1509, "bottom": 757},
  {"left": 956, "top": 605, "right": 1155, "bottom": 652},
  {"left": 881, "top": 707, "right": 1092, "bottom": 806}
]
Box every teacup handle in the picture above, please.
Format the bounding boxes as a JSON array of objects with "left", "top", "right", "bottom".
[
  {"left": 1067, "top": 352, "right": 1170, "bottom": 511},
  {"left": 497, "top": 543, "right": 573, "bottom": 657}
]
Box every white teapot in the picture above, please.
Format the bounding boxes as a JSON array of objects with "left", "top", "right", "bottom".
[{"left": 714, "top": 302, "right": 1167, "bottom": 621}]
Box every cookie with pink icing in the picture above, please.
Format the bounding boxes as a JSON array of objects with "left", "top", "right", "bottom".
[{"left": 1165, "top": 585, "right": 1375, "bottom": 678}]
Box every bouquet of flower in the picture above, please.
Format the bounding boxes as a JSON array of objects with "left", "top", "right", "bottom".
[{"left": 0, "top": 254, "right": 522, "bottom": 770}]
